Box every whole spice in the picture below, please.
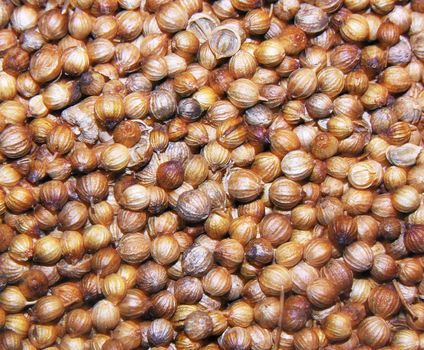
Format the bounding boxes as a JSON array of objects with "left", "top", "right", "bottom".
[{"left": 0, "top": 0, "right": 421, "bottom": 348}]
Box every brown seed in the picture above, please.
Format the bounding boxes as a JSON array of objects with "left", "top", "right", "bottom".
[
  {"left": 176, "top": 189, "right": 211, "bottom": 223},
  {"left": 156, "top": 160, "right": 184, "bottom": 190},
  {"left": 184, "top": 311, "right": 213, "bottom": 340}
]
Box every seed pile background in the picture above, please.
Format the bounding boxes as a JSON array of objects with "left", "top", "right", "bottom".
[{"left": 0, "top": 0, "right": 424, "bottom": 348}]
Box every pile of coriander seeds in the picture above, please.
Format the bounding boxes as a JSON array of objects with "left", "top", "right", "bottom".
[{"left": 0, "top": 0, "right": 424, "bottom": 348}]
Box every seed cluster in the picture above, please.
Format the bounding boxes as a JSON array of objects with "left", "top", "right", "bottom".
[{"left": 0, "top": 0, "right": 424, "bottom": 349}]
